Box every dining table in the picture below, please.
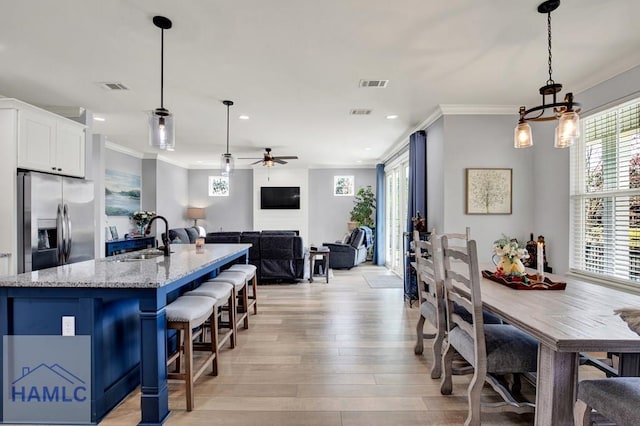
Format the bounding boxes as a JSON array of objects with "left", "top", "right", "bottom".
[{"left": 474, "top": 266, "right": 640, "bottom": 425}]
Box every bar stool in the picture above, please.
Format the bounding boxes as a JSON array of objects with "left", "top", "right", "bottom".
[
  {"left": 183, "top": 281, "right": 237, "bottom": 349},
  {"left": 165, "top": 295, "right": 218, "bottom": 411},
  {"left": 207, "top": 270, "right": 249, "bottom": 330},
  {"left": 227, "top": 264, "right": 258, "bottom": 314}
]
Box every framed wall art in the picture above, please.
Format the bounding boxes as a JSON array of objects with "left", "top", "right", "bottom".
[
  {"left": 466, "top": 168, "right": 512, "bottom": 214},
  {"left": 208, "top": 176, "right": 229, "bottom": 196},
  {"left": 334, "top": 175, "right": 354, "bottom": 196}
]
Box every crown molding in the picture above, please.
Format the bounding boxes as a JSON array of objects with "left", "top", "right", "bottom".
[
  {"left": 438, "top": 104, "right": 519, "bottom": 115},
  {"left": 105, "top": 141, "right": 145, "bottom": 158},
  {"left": 380, "top": 104, "right": 520, "bottom": 164}
]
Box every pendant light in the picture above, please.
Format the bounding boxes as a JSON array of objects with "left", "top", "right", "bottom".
[
  {"left": 149, "top": 16, "right": 175, "bottom": 151},
  {"left": 514, "top": 0, "right": 580, "bottom": 149},
  {"left": 220, "top": 100, "right": 234, "bottom": 176}
]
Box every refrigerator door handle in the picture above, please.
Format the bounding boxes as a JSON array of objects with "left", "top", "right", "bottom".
[
  {"left": 63, "top": 204, "right": 72, "bottom": 263},
  {"left": 56, "top": 204, "right": 64, "bottom": 265}
]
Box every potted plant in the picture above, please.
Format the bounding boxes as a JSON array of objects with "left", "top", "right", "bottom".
[{"left": 349, "top": 186, "right": 376, "bottom": 229}]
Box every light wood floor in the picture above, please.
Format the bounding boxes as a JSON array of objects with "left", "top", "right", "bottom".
[{"left": 101, "top": 264, "right": 544, "bottom": 425}]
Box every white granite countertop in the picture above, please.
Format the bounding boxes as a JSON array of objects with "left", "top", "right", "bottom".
[{"left": 0, "top": 244, "right": 251, "bottom": 289}]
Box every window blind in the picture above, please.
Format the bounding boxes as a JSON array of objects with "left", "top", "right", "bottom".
[{"left": 570, "top": 99, "right": 640, "bottom": 283}]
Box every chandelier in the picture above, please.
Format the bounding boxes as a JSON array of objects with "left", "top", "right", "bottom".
[{"left": 514, "top": 0, "right": 580, "bottom": 149}]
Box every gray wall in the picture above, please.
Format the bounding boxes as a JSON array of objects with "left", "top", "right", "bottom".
[
  {"left": 308, "top": 168, "right": 376, "bottom": 245},
  {"left": 104, "top": 149, "right": 142, "bottom": 239},
  {"left": 187, "top": 169, "right": 253, "bottom": 232},
  {"left": 426, "top": 117, "right": 445, "bottom": 232},
  {"left": 533, "top": 64, "right": 640, "bottom": 274},
  {"left": 427, "top": 114, "right": 535, "bottom": 264},
  {"left": 156, "top": 160, "right": 189, "bottom": 229}
]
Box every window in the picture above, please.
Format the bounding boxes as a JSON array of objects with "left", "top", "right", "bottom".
[{"left": 570, "top": 99, "right": 640, "bottom": 284}]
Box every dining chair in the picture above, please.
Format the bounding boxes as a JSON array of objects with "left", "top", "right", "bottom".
[
  {"left": 439, "top": 236, "right": 538, "bottom": 426},
  {"left": 574, "top": 308, "right": 640, "bottom": 426},
  {"left": 413, "top": 229, "right": 446, "bottom": 379},
  {"left": 574, "top": 377, "right": 640, "bottom": 425}
]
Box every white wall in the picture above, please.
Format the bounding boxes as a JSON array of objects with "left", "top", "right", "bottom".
[{"left": 253, "top": 168, "right": 309, "bottom": 243}]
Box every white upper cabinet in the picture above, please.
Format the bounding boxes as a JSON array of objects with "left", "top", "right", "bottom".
[{"left": 15, "top": 102, "right": 85, "bottom": 177}]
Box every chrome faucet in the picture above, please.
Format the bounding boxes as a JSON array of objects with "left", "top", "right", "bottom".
[{"left": 145, "top": 215, "right": 170, "bottom": 256}]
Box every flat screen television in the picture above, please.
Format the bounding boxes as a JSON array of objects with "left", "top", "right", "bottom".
[{"left": 260, "top": 186, "right": 300, "bottom": 209}]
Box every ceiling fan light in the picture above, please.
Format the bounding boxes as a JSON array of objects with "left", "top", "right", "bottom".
[
  {"left": 220, "top": 153, "right": 234, "bottom": 176},
  {"left": 514, "top": 121, "right": 533, "bottom": 148},
  {"left": 149, "top": 109, "right": 174, "bottom": 150},
  {"left": 264, "top": 159, "right": 274, "bottom": 167}
]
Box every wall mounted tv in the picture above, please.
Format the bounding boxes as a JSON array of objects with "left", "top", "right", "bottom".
[{"left": 260, "top": 186, "right": 300, "bottom": 210}]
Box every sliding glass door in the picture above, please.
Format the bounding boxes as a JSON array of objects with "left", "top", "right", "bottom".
[{"left": 385, "top": 156, "right": 409, "bottom": 276}]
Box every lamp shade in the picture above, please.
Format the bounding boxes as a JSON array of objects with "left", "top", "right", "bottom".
[
  {"left": 514, "top": 121, "right": 533, "bottom": 148},
  {"left": 149, "top": 109, "right": 175, "bottom": 151},
  {"left": 220, "top": 153, "right": 234, "bottom": 176},
  {"left": 554, "top": 111, "right": 580, "bottom": 148},
  {"left": 186, "top": 207, "right": 206, "bottom": 220}
]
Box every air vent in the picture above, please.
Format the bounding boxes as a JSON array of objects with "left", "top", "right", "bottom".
[
  {"left": 359, "top": 79, "right": 389, "bottom": 88},
  {"left": 98, "top": 82, "right": 130, "bottom": 91},
  {"left": 350, "top": 109, "right": 372, "bottom": 115}
]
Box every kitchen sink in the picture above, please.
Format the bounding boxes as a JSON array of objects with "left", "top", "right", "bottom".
[{"left": 108, "top": 251, "right": 166, "bottom": 262}]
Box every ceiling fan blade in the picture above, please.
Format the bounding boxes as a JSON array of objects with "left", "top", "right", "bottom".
[
  {"left": 249, "top": 160, "right": 263, "bottom": 165},
  {"left": 238, "top": 157, "right": 263, "bottom": 160},
  {"left": 274, "top": 159, "right": 288, "bottom": 164},
  {"left": 274, "top": 156, "right": 298, "bottom": 160}
]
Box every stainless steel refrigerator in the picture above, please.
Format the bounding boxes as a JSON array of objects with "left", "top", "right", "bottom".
[{"left": 17, "top": 171, "right": 95, "bottom": 273}]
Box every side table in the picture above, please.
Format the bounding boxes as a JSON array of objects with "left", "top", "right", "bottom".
[{"left": 309, "top": 247, "right": 330, "bottom": 283}]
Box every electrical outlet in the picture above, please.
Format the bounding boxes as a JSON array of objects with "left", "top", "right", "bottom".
[{"left": 62, "top": 316, "right": 75, "bottom": 336}]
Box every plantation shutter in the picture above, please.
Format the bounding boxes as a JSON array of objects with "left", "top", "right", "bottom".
[{"left": 570, "top": 99, "right": 640, "bottom": 283}]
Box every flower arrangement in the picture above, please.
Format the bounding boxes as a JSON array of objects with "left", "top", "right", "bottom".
[
  {"left": 493, "top": 235, "right": 529, "bottom": 278},
  {"left": 130, "top": 211, "right": 156, "bottom": 230}
]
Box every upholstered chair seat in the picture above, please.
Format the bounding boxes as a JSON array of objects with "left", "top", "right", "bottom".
[
  {"left": 207, "top": 271, "right": 249, "bottom": 330},
  {"left": 184, "top": 282, "right": 236, "bottom": 349},
  {"left": 165, "top": 295, "right": 218, "bottom": 411},
  {"left": 448, "top": 324, "right": 538, "bottom": 374},
  {"left": 228, "top": 264, "right": 258, "bottom": 314},
  {"left": 575, "top": 375, "right": 640, "bottom": 425}
]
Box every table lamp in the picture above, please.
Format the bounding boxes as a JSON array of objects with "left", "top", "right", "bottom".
[{"left": 186, "top": 207, "right": 205, "bottom": 226}]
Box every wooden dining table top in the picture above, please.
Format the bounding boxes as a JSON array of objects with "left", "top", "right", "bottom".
[{"left": 475, "top": 265, "right": 640, "bottom": 353}]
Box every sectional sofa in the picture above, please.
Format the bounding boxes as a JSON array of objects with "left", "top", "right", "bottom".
[{"left": 204, "top": 230, "right": 305, "bottom": 283}]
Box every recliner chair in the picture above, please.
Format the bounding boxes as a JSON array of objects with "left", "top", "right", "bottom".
[{"left": 323, "top": 227, "right": 367, "bottom": 269}]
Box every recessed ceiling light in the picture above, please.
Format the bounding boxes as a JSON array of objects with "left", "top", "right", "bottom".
[
  {"left": 356, "top": 160, "right": 363, "bottom": 163},
  {"left": 364, "top": 147, "right": 372, "bottom": 151},
  {"left": 93, "top": 116, "right": 106, "bottom": 122},
  {"left": 196, "top": 160, "right": 204, "bottom": 164},
  {"left": 386, "top": 115, "right": 399, "bottom": 120},
  {"left": 238, "top": 115, "right": 250, "bottom": 120}
]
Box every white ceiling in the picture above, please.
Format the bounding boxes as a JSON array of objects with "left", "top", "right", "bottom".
[{"left": 1, "top": 0, "right": 639, "bottom": 169}]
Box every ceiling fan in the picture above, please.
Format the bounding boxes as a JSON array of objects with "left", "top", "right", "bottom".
[{"left": 239, "top": 148, "right": 298, "bottom": 167}]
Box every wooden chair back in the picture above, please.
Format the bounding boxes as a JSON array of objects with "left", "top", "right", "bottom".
[
  {"left": 441, "top": 235, "right": 486, "bottom": 376},
  {"left": 413, "top": 229, "right": 441, "bottom": 308}
]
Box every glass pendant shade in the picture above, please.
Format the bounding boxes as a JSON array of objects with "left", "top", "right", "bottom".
[
  {"left": 554, "top": 111, "right": 580, "bottom": 148},
  {"left": 149, "top": 109, "right": 175, "bottom": 151},
  {"left": 514, "top": 121, "right": 533, "bottom": 148},
  {"left": 220, "top": 153, "right": 234, "bottom": 176}
]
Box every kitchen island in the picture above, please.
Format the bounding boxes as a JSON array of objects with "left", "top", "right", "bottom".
[{"left": 0, "top": 243, "right": 250, "bottom": 425}]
